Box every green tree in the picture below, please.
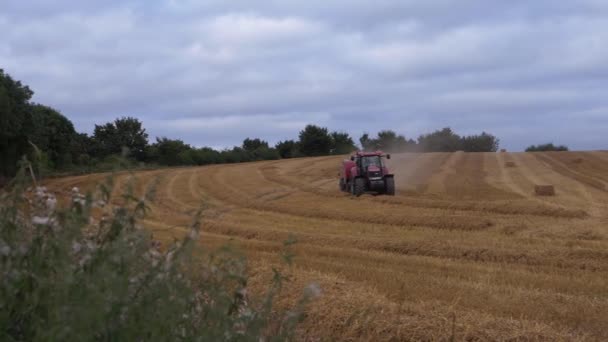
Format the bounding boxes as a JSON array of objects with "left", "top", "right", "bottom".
[
  {"left": 359, "top": 130, "right": 415, "bottom": 152},
  {"left": 150, "top": 137, "right": 192, "bottom": 166},
  {"left": 190, "top": 147, "right": 222, "bottom": 165},
  {"left": 0, "top": 69, "right": 35, "bottom": 177},
  {"left": 298, "top": 125, "right": 332, "bottom": 156},
  {"left": 418, "top": 127, "right": 462, "bottom": 152},
  {"left": 275, "top": 140, "right": 299, "bottom": 158},
  {"left": 242, "top": 138, "right": 278, "bottom": 160},
  {"left": 330, "top": 131, "right": 356, "bottom": 154},
  {"left": 376, "top": 130, "right": 412, "bottom": 152},
  {"left": 525, "top": 143, "right": 569, "bottom": 152},
  {"left": 242, "top": 138, "right": 269, "bottom": 152},
  {"left": 29, "top": 104, "right": 79, "bottom": 169},
  {"left": 92, "top": 117, "right": 149, "bottom": 161},
  {"left": 461, "top": 132, "right": 500, "bottom": 152},
  {"left": 359, "top": 133, "right": 373, "bottom": 151},
  {"left": 221, "top": 147, "right": 252, "bottom": 163}
]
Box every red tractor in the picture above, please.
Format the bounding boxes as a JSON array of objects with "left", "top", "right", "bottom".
[{"left": 339, "top": 151, "right": 395, "bottom": 196}]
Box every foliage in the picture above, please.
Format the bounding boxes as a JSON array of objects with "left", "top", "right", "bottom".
[
  {"left": 243, "top": 138, "right": 269, "bottom": 152},
  {"left": 92, "top": 117, "right": 149, "bottom": 161},
  {"left": 359, "top": 133, "right": 372, "bottom": 151},
  {"left": 525, "top": 143, "right": 569, "bottom": 152},
  {"left": 29, "top": 104, "right": 80, "bottom": 169},
  {"left": 417, "top": 127, "right": 463, "bottom": 152},
  {"left": 0, "top": 164, "right": 310, "bottom": 341},
  {"left": 0, "top": 69, "right": 35, "bottom": 177},
  {"left": 149, "top": 137, "right": 192, "bottom": 166},
  {"left": 275, "top": 140, "right": 299, "bottom": 159},
  {"left": 360, "top": 128, "right": 500, "bottom": 153},
  {"left": 360, "top": 130, "right": 415, "bottom": 152},
  {"left": 461, "top": 132, "right": 500, "bottom": 152},
  {"left": 330, "top": 132, "right": 357, "bottom": 155},
  {"left": 298, "top": 125, "right": 333, "bottom": 156},
  {"left": 242, "top": 139, "right": 279, "bottom": 161}
]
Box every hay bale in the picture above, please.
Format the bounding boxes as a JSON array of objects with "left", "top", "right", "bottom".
[
  {"left": 534, "top": 185, "right": 555, "bottom": 196},
  {"left": 500, "top": 149, "right": 507, "bottom": 153},
  {"left": 505, "top": 161, "right": 516, "bottom": 168}
]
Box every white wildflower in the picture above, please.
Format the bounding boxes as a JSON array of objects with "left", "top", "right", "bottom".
[
  {"left": 188, "top": 228, "right": 199, "bottom": 240},
  {"left": 163, "top": 251, "right": 175, "bottom": 271},
  {"left": 35, "top": 186, "right": 47, "bottom": 195},
  {"left": 73, "top": 195, "right": 86, "bottom": 205},
  {"left": 72, "top": 187, "right": 79, "bottom": 193},
  {"left": 72, "top": 241, "right": 82, "bottom": 253},
  {"left": 46, "top": 195, "right": 57, "bottom": 212},
  {"left": 32, "top": 216, "right": 50, "bottom": 225},
  {"left": 304, "top": 282, "right": 322, "bottom": 298}
]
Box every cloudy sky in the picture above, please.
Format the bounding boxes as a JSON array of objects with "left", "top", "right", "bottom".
[{"left": 2, "top": 1, "right": 607, "bottom": 151}]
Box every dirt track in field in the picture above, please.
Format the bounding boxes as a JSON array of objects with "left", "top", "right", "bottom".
[{"left": 46, "top": 151, "right": 608, "bottom": 341}]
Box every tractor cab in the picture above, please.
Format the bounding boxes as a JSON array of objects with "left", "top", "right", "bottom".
[
  {"left": 351, "top": 152, "right": 390, "bottom": 178},
  {"left": 355, "top": 154, "right": 385, "bottom": 176},
  {"left": 341, "top": 151, "right": 394, "bottom": 196}
]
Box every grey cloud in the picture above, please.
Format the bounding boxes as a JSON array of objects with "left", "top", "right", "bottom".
[{"left": 1, "top": 0, "right": 607, "bottom": 151}]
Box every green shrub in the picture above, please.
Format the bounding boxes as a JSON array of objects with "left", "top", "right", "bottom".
[
  {"left": 0, "top": 165, "right": 311, "bottom": 341},
  {"left": 525, "top": 143, "right": 569, "bottom": 152}
]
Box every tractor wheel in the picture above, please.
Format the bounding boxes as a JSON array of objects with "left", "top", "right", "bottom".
[
  {"left": 385, "top": 177, "right": 395, "bottom": 196},
  {"left": 354, "top": 178, "right": 366, "bottom": 197}
]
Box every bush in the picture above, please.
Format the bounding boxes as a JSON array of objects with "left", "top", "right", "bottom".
[
  {"left": 359, "top": 131, "right": 415, "bottom": 152},
  {"left": 461, "top": 132, "right": 500, "bottom": 152},
  {"left": 298, "top": 125, "right": 332, "bottom": 156},
  {"left": 417, "top": 128, "right": 462, "bottom": 152},
  {"left": 275, "top": 140, "right": 299, "bottom": 159},
  {"left": 0, "top": 165, "right": 311, "bottom": 340},
  {"left": 525, "top": 143, "right": 569, "bottom": 152}
]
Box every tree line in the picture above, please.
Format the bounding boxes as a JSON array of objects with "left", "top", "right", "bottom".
[{"left": 2, "top": 68, "right": 566, "bottom": 179}]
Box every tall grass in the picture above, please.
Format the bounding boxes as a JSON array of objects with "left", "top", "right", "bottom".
[{"left": 0, "top": 163, "right": 312, "bottom": 341}]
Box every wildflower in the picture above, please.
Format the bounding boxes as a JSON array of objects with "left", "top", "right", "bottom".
[
  {"left": 188, "top": 228, "right": 199, "bottom": 240},
  {"left": 72, "top": 241, "right": 82, "bottom": 253},
  {"left": 304, "top": 282, "right": 322, "bottom": 298},
  {"left": 72, "top": 195, "right": 86, "bottom": 206},
  {"left": 46, "top": 195, "right": 57, "bottom": 211},
  {"left": 35, "top": 186, "right": 47, "bottom": 197},
  {"left": 164, "top": 251, "right": 175, "bottom": 271},
  {"left": 32, "top": 216, "right": 51, "bottom": 225}
]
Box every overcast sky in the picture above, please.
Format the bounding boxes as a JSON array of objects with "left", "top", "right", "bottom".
[{"left": 2, "top": 1, "right": 607, "bottom": 151}]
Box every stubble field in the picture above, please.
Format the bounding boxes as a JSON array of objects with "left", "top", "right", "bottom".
[{"left": 46, "top": 151, "right": 608, "bottom": 341}]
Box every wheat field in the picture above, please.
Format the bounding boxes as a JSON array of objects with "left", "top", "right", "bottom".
[{"left": 46, "top": 151, "right": 608, "bottom": 341}]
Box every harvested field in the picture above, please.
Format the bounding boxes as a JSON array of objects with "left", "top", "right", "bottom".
[{"left": 45, "top": 151, "right": 608, "bottom": 341}]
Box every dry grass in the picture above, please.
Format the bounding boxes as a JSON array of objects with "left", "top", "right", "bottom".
[{"left": 44, "top": 151, "right": 608, "bottom": 341}]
